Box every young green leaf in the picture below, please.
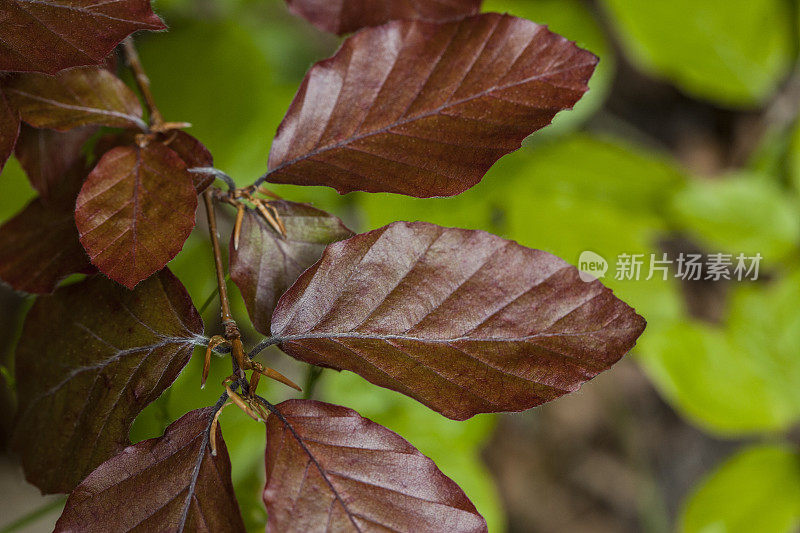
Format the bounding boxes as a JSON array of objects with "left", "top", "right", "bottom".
[
  {"left": 285, "top": 0, "right": 482, "bottom": 35},
  {"left": 230, "top": 201, "right": 353, "bottom": 334},
  {"left": 56, "top": 406, "right": 245, "bottom": 532},
  {"left": 263, "top": 399, "right": 487, "bottom": 532},
  {"left": 0, "top": 163, "right": 91, "bottom": 293},
  {"left": 12, "top": 270, "right": 203, "bottom": 493},
  {"left": 75, "top": 143, "right": 198, "bottom": 289},
  {"left": 265, "top": 14, "right": 597, "bottom": 197},
  {"left": 0, "top": 0, "right": 165, "bottom": 75},
  {"left": 599, "top": 0, "right": 793, "bottom": 107},
  {"left": 0, "top": 87, "right": 20, "bottom": 172},
  {"left": 14, "top": 124, "right": 96, "bottom": 199},
  {"left": 269, "top": 221, "right": 646, "bottom": 420},
  {"left": 5, "top": 67, "right": 146, "bottom": 130},
  {"left": 680, "top": 445, "right": 800, "bottom": 533}
]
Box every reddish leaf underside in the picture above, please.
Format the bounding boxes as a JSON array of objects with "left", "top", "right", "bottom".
[
  {"left": 12, "top": 270, "right": 203, "bottom": 494},
  {"left": 55, "top": 407, "right": 245, "bottom": 532},
  {"left": 271, "top": 221, "right": 646, "bottom": 420},
  {"left": 0, "top": 0, "right": 166, "bottom": 74},
  {"left": 285, "top": 0, "right": 482, "bottom": 35},
  {"left": 266, "top": 14, "right": 597, "bottom": 197},
  {"left": 14, "top": 124, "right": 97, "bottom": 199},
  {"left": 0, "top": 87, "right": 20, "bottom": 172},
  {"left": 230, "top": 201, "right": 354, "bottom": 334},
  {"left": 0, "top": 163, "right": 91, "bottom": 293},
  {"left": 5, "top": 67, "right": 146, "bottom": 131},
  {"left": 75, "top": 143, "right": 198, "bottom": 289},
  {"left": 264, "top": 399, "right": 487, "bottom": 532}
]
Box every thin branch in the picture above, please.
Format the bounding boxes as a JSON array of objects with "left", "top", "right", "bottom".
[
  {"left": 189, "top": 167, "right": 237, "bottom": 190},
  {"left": 247, "top": 336, "right": 280, "bottom": 359},
  {"left": 202, "top": 191, "right": 233, "bottom": 324},
  {"left": 122, "top": 37, "right": 163, "bottom": 127}
]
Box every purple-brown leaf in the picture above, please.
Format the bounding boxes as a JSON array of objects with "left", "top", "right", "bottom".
[
  {"left": 264, "top": 399, "right": 487, "bottom": 532},
  {"left": 270, "top": 221, "right": 646, "bottom": 420},
  {"left": 266, "top": 14, "right": 597, "bottom": 197},
  {"left": 75, "top": 143, "right": 198, "bottom": 289},
  {"left": 12, "top": 269, "right": 203, "bottom": 493},
  {"left": 230, "top": 201, "right": 353, "bottom": 334},
  {"left": 0, "top": 164, "right": 91, "bottom": 293},
  {"left": 285, "top": 0, "right": 482, "bottom": 35},
  {"left": 0, "top": 0, "right": 165, "bottom": 75},
  {"left": 5, "top": 67, "right": 146, "bottom": 131},
  {"left": 55, "top": 407, "right": 245, "bottom": 532},
  {"left": 165, "top": 130, "right": 215, "bottom": 192},
  {"left": 14, "top": 124, "right": 96, "bottom": 198},
  {"left": 0, "top": 86, "right": 20, "bottom": 171}
]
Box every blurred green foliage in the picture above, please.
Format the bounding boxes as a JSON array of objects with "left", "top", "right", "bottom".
[
  {"left": 3, "top": 0, "right": 800, "bottom": 531},
  {"left": 680, "top": 445, "right": 800, "bottom": 533},
  {"left": 599, "top": 0, "right": 795, "bottom": 107}
]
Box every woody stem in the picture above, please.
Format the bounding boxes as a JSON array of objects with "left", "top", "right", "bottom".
[{"left": 122, "top": 37, "right": 164, "bottom": 127}]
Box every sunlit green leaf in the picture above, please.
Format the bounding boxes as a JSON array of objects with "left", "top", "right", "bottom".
[
  {"left": 599, "top": 0, "right": 794, "bottom": 107},
  {"left": 638, "top": 271, "right": 800, "bottom": 435},
  {"left": 670, "top": 173, "right": 800, "bottom": 264},
  {"left": 680, "top": 445, "right": 800, "bottom": 533}
]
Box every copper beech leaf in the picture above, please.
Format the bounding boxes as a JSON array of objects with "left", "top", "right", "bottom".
[
  {"left": 230, "top": 201, "right": 354, "bottom": 334},
  {"left": 266, "top": 14, "right": 597, "bottom": 197},
  {"left": 75, "top": 143, "right": 198, "bottom": 289},
  {"left": 5, "top": 67, "right": 146, "bottom": 131},
  {"left": 263, "top": 399, "right": 487, "bottom": 532},
  {"left": 12, "top": 270, "right": 204, "bottom": 493},
  {"left": 55, "top": 407, "right": 245, "bottom": 532},
  {"left": 0, "top": 86, "right": 20, "bottom": 171},
  {"left": 165, "top": 130, "right": 216, "bottom": 192},
  {"left": 0, "top": 0, "right": 165, "bottom": 75},
  {"left": 14, "top": 124, "right": 96, "bottom": 198},
  {"left": 0, "top": 164, "right": 91, "bottom": 293},
  {"left": 270, "top": 221, "right": 646, "bottom": 420},
  {"left": 285, "top": 0, "right": 482, "bottom": 35}
]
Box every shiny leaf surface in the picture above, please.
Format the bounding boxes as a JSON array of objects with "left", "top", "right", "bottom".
[
  {"left": 263, "top": 399, "right": 487, "bottom": 532},
  {"left": 266, "top": 14, "right": 597, "bottom": 197},
  {"left": 230, "top": 201, "right": 353, "bottom": 334},
  {"left": 271, "top": 221, "right": 646, "bottom": 420},
  {"left": 5, "top": 67, "right": 146, "bottom": 130},
  {"left": 0, "top": 0, "right": 165, "bottom": 74},
  {"left": 12, "top": 270, "right": 204, "bottom": 493},
  {"left": 75, "top": 143, "right": 198, "bottom": 289},
  {"left": 56, "top": 407, "right": 245, "bottom": 532},
  {"left": 285, "top": 0, "right": 482, "bottom": 35}
]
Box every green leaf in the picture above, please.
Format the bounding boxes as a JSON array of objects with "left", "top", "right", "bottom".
[
  {"left": 482, "top": 0, "right": 614, "bottom": 133},
  {"left": 497, "top": 134, "right": 686, "bottom": 324},
  {"left": 680, "top": 445, "right": 800, "bottom": 533},
  {"left": 638, "top": 271, "right": 800, "bottom": 435},
  {"left": 599, "top": 0, "right": 794, "bottom": 107},
  {"left": 790, "top": 123, "right": 800, "bottom": 196},
  {"left": 669, "top": 172, "right": 800, "bottom": 264}
]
